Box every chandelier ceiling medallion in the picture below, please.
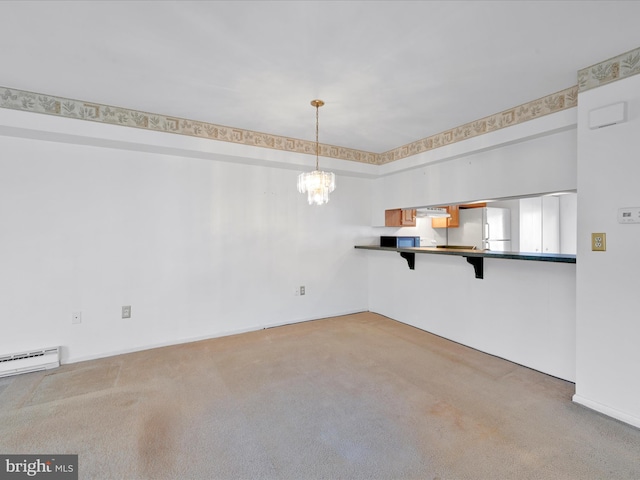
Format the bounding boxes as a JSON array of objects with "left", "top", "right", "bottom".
[{"left": 297, "top": 99, "right": 336, "bottom": 205}]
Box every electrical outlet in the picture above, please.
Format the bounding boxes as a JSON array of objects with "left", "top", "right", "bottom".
[
  {"left": 72, "top": 311, "right": 82, "bottom": 324},
  {"left": 300, "top": 286, "right": 305, "bottom": 296},
  {"left": 591, "top": 233, "right": 606, "bottom": 251},
  {"left": 122, "top": 305, "right": 131, "bottom": 319}
]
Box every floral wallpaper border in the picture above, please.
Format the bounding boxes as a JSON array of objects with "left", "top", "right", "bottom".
[
  {"left": 0, "top": 84, "right": 578, "bottom": 166},
  {"left": 578, "top": 46, "right": 640, "bottom": 93},
  {"left": 0, "top": 86, "right": 378, "bottom": 165},
  {"left": 378, "top": 86, "right": 578, "bottom": 164}
]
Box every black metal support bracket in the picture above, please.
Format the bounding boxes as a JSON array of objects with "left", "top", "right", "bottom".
[
  {"left": 465, "top": 256, "right": 484, "bottom": 279},
  {"left": 399, "top": 252, "right": 415, "bottom": 270},
  {"left": 397, "top": 251, "right": 482, "bottom": 278}
]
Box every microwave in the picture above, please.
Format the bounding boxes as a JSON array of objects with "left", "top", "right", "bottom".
[{"left": 380, "top": 236, "right": 420, "bottom": 248}]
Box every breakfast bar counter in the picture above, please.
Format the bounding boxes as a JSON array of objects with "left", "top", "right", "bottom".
[{"left": 354, "top": 245, "right": 576, "bottom": 279}]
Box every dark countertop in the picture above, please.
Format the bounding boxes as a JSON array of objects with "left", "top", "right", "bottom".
[{"left": 354, "top": 245, "right": 576, "bottom": 263}]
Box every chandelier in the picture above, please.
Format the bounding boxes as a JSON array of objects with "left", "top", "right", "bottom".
[{"left": 297, "top": 99, "right": 336, "bottom": 205}]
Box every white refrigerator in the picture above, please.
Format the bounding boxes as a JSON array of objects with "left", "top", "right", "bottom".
[{"left": 447, "top": 207, "right": 512, "bottom": 251}]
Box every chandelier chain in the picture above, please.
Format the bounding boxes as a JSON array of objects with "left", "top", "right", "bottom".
[{"left": 315, "top": 103, "right": 320, "bottom": 171}]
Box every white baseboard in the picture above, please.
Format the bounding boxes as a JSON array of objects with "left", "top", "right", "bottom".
[
  {"left": 62, "top": 309, "right": 367, "bottom": 365},
  {"left": 572, "top": 394, "right": 640, "bottom": 429}
]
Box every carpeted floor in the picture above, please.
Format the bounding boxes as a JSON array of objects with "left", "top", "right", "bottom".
[{"left": 1, "top": 312, "right": 639, "bottom": 479}]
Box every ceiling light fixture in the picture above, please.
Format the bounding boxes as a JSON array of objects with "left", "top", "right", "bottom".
[{"left": 297, "top": 99, "right": 336, "bottom": 205}]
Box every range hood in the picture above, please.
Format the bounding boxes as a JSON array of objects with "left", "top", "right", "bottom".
[{"left": 415, "top": 207, "right": 451, "bottom": 218}]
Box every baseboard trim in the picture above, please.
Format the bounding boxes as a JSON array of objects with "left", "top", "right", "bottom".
[
  {"left": 62, "top": 309, "right": 368, "bottom": 365},
  {"left": 572, "top": 394, "right": 640, "bottom": 429}
]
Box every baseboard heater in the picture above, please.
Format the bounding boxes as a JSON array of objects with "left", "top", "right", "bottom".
[{"left": 0, "top": 347, "right": 60, "bottom": 378}]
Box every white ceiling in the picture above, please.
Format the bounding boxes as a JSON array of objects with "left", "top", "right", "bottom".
[{"left": 2, "top": 1, "right": 640, "bottom": 154}]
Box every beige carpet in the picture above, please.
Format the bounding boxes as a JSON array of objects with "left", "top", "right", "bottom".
[{"left": 1, "top": 312, "right": 639, "bottom": 479}]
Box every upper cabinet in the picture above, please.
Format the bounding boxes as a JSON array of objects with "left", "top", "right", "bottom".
[
  {"left": 519, "top": 196, "right": 559, "bottom": 253},
  {"left": 385, "top": 208, "right": 417, "bottom": 227},
  {"left": 431, "top": 206, "right": 460, "bottom": 228}
]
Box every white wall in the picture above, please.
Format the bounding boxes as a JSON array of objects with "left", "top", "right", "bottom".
[
  {"left": 574, "top": 74, "right": 640, "bottom": 428},
  {"left": 559, "top": 193, "right": 577, "bottom": 254},
  {"left": 372, "top": 111, "right": 577, "bottom": 225},
  {"left": 365, "top": 116, "right": 578, "bottom": 381},
  {"left": 0, "top": 133, "right": 372, "bottom": 363},
  {"left": 365, "top": 253, "right": 576, "bottom": 381}
]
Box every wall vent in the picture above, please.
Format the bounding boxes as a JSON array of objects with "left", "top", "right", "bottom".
[
  {"left": 0, "top": 347, "right": 60, "bottom": 378},
  {"left": 588, "top": 102, "right": 627, "bottom": 129}
]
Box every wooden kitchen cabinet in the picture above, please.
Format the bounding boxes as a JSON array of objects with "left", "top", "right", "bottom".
[
  {"left": 432, "top": 205, "right": 460, "bottom": 228},
  {"left": 385, "top": 208, "right": 417, "bottom": 227}
]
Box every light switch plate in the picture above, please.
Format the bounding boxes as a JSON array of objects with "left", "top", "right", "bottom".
[{"left": 591, "top": 233, "right": 606, "bottom": 251}]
